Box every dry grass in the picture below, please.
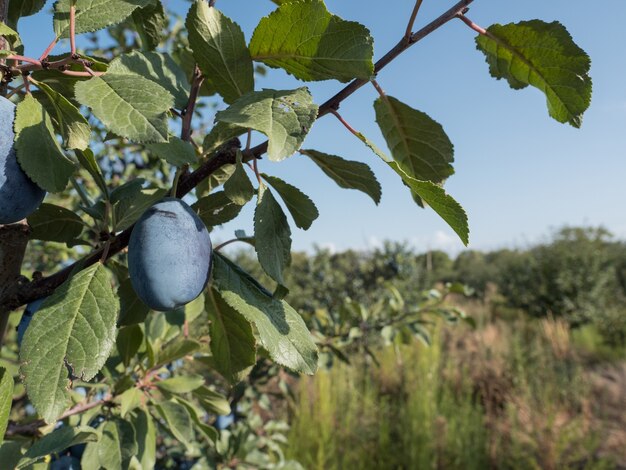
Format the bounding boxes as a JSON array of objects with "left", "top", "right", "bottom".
[{"left": 285, "top": 313, "right": 625, "bottom": 469}]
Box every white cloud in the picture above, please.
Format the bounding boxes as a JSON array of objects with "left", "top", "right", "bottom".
[{"left": 408, "top": 230, "right": 466, "bottom": 255}]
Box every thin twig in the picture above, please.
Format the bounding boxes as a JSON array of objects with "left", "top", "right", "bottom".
[
  {"left": 39, "top": 37, "right": 59, "bottom": 61},
  {"left": 329, "top": 109, "right": 361, "bottom": 138},
  {"left": 6, "top": 55, "right": 41, "bottom": 67},
  {"left": 69, "top": 2, "right": 77, "bottom": 56},
  {"left": 181, "top": 65, "right": 204, "bottom": 142},
  {"left": 61, "top": 70, "right": 104, "bottom": 77},
  {"left": 5, "top": 82, "right": 25, "bottom": 98},
  {"left": 6, "top": 394, "right": 113, "bottom": 437},
  {"left": 405, "top": 0, "right": 425, "bottom": 40},
  {"left": 371, "top": 79, "right": 386, "bottom": 98},
  {"left": 214, "top": 239, "right": 242, "bottom": 251},
  {"left": 457, "top": 14, "right": 487, "bottom": 35},
  {"left": 23, "top": 74, "right": 31, "bottom": 94},
  {"left": 99, "top": 240, "right": 111, "bottom": 264}
]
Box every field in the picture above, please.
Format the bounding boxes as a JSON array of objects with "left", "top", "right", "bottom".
[{"left": 285, "top": 305, "right": 626, "bottom": 469}]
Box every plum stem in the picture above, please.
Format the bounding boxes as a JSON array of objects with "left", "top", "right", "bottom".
[
  {"left": 246, "top": 130, "right": 262, "bottom": 185},
  {"left": 100, "top": 239, "right": 111, "bottom": 264},
  {"left": 171, "top": 163, "right": 189, "bottom": 198}
]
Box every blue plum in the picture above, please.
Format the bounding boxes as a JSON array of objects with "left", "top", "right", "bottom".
[
  {"left": 17, "top": 297, "right": 47, "bottom": 346},
  {"left": 0, "top": 96, "right": 46, "bottom": 224},
  {"left": 50, "top": 455, "right": 81, "bottom": 470},
  {"left": 215, "top": 412, "right": 235, "bottom": 430},
  {"left": 128, "top": 198, "right": 212, "bottom": 311}
]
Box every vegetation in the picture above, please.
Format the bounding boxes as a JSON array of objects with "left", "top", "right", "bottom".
[
  {"left": 286, "top": 317, "right": 624, "bottom": 469},
  {"left": 0, "top": 0, "right": 607, "bottom": 468}
]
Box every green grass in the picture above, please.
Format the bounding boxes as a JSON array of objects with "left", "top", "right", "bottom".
[{"left": 285, "top": 320, "right": 620, "bottom": 469}]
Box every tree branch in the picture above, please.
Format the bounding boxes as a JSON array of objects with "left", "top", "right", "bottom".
[
  {"left": 5, "top": 394, "right": 112, "bottom": 437},
  {"left": 0, "top": 222, "right": 31, "bottom": 349},
  {"left": 2, "top": 0, "right": 475, "bottom": 312}
]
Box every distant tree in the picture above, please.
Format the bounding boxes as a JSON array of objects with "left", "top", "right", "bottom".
[{"left": 497, "top": 227, "right": 620, "bottom": 326}]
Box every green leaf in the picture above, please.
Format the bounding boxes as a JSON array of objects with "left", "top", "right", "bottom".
[
  {"left": 261, "top": 174, "right": 318, "bottom": 230},
  {"left": 0, "top": 442, "right": 23, "bottom": 470},
  {"left": 358, "top": 131, "right": 469, "bottom": 245},
  {"left": 108, "top": 51, "right": 190, "bottom": 110},
  {"left": 171, "top": 46, "right": 217, "bottom": 98},
  {"left": 0, "top": 23, "right": 20, "bottom": 49},
  {"left": 374, "top": 96, "right": 454, "bottom": 184},
  {"left": 0, "top": 368, "right": 13, "bottom": 442},
  {"left": 197, "top": 163, "right": 236, "bottom": 196},
  {"left": 215, "top": 88, "right": 318, "bottom": 161},
  {"left": 212, "top": 254, "right": 317, "bottom": 374},
  {"left": 156, "top": 374, "right": 205, "bottom": 394},
  {"left": 202, "top": 122, "right": 245, "bottom": 155},
  {"left": 54, "top": 0, "right": 153, "bottom": 38},
  {"left": 96, "top": 419, "right": 138, "bottom": 470},
  {"left": 254, "top": 186, "right": 292, "bottom": 285},
  {"left": 130, "top": 409, "right": 156, "bottom": 470},
  {"left": 75, "top": 74, "right": 174, "bottom": 143},
  {"left": 133, "top": 1, "right": 167, "bottom": 51},
  {"left": 174, "top": 397, "right": 218, "bottom": 443},
  {"left": 156, "top": 339, "right": 202, "bottom": 368},
  {"left": 192, "top": 385, "right": 231, "bottom": 416},
  {"left": 16, "top": 426, "right": 98, "bottom": 469},
  {"left": 193, "top": 191, "right": 243, "bottom": 228},
  {"left": 0, "top": 22, "right": 24, "bottom": 54},
  {"left": 146, "top": 137, "right": 197, "bottom": 166},
  {"left": 392, "top": 165, "right": 469, "bottom": 246},
  {"left": 117, "top": 324, "right": 144, "bottom": 367},
  {"left": 186, "top": 1, "right": 254, "bottom": 104},
  {"left": 224, "top": 151, "right": 254, "bottom": 205},
  {"left": 206, "top": 288, "right": 256, "bottom": 384},
  {"left": 7, "top": 0, "right": 46, "bottom": 28},
  {"left": 110, "top": 179, "right": 146, "bottom": 203},
  {"left": 27, "top": 203, "right": 84, "bottom": 243},
  {"left": 117, "top": 387, "right": 143, "bottom": 418},
  {"left": 33, "top": 81, "right": 91, "bottom": 151},
  {"left": 20, "top": 264, "right": 120, "bottom": 423},
  {"left": 250, "top": 0, "right": 374, "bottom": 82},
  {"left": 114, "top": 187, "right": 168, "bottom": 231},
  {"left": 301, "top": 149, "right": 381, "bottom": 204},
  {"left": 117, "top": 278, "right": 151, "bottom": 326},
  {"left": 14, "top": 94, "right": 75, "bottom": 193},
  {"left": 75, "top": 149, "right": 108, "bottom": 199},
  {"left": 475, "top": 20, "right": 592, "bottom": 127},
  {"left": 154, "top": 400, "right": 194, "bottom": 447}
]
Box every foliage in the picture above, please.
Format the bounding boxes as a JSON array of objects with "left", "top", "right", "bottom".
[
  {"left": 0, "top": 0, "right": 595, "bottom": 468},
  {"left": 497, "top": 227, "right": 625, "bottom": 328}
]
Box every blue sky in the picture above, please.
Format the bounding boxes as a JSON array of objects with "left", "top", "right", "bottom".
[{"left": 17, "top": 1, "right": 626, "bottom": 253}]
